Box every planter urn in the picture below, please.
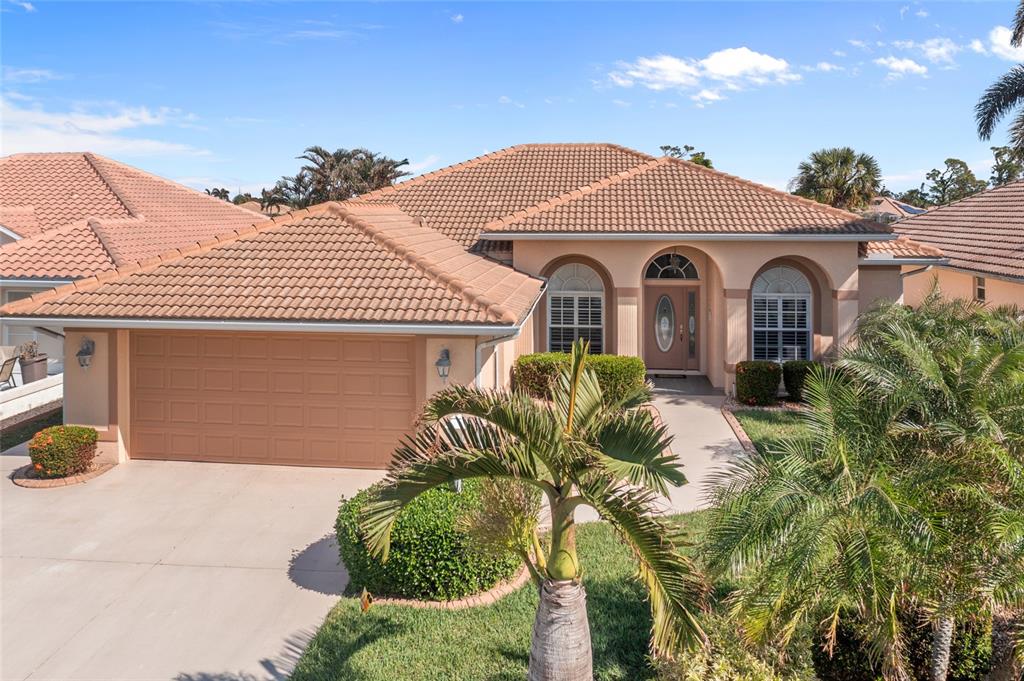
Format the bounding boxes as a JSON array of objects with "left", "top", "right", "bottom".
[{"left": 19, "top": 354, "right": 48, "bottom": 384}]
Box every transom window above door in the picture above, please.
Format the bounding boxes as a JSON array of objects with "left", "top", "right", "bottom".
[
  {"left": 547, "top": 262, "right": 604, "bottom": 354},
  {"left": 645, "top": 253, "right": 699, "bottom": 279}
]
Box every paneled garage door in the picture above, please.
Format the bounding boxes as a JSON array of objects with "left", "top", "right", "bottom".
[{"left": 130, "top": 331, "right": 418, "bottom": 468}]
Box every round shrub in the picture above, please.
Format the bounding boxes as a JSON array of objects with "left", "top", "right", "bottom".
[
  {"left": 511, "top": 352, "right": 647, "bottom": 403},
  {"left": 782, "top": 360, "right": 821, "bottom": 402},
  {"left": 335, "top": 479, "right": 522, "bottom": 601},
  {"left": 27, "top": 425, "right": 97, "bottom": 479},
  {"left": 735, "top": 361, "right": 781, "bottom": 406},
  {"left": 812, "top": 613, "right": 993, "bottom": 681}
]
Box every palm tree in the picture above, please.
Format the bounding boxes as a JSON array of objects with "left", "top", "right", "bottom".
[
  {"left": 976, "top": 1, "right": 1024, "bottom": 151},
  {"left": 789, "top": 147, "right": 882, "bottom": 210},
  {"left": 360, "top": 340, "right": 706, "bottom": 680},
  {"left": 296, "top": 146, "right": 410, "bottom": 202},
  {"left": 259, "top": 186, "right": 287, "bottom": 213},
  {"left": 204, "top": 187, "right": 230, "bottom": 201}
]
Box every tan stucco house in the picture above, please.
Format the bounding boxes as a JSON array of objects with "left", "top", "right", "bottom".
[
  {"left": 1, "top": 143, "right": 944, "bottom": 469},
  {"left": 895, "top": 180, "right": 1024, "bottom": 307}
]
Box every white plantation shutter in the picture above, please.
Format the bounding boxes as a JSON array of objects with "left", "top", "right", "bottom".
[
  {"left": 547, "top": 264, "right": 604, "bottom": 353},
  {"left": 752, "top": 267, "right": 812, "bottom": 362}
]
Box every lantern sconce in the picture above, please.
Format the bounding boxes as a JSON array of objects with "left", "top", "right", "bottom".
[
  {"left": 435, "top": 348, "right": 451, "bottom": 383},
  {"left": 76, "top": 337, "right": 95, "bottom": 369}
]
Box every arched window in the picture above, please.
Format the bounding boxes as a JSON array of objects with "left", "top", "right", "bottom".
[
  {"left": 547, "top": 262, "right": 604, "bottom": 353},
  {"left": 645, "top": 253, "right": 699, "bottom": 279},
  {"left": 752, "top": 266, "right": 812, "bottom": 362}
]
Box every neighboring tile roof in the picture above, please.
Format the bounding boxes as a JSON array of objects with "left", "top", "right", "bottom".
[
  {"left": 0, "top": 152, "right": 269, "bottom": 280},
  {"left": 351, "top": 143, "right": 654, "bottom": 249},
  {"left": 482, "top": 157, "right": 891, "bottom": 236},
  {"left": 895, "top": 180, "right": 1024, "bottom": 280},
  {"left": 865, "top": 196, "right": 927, "bottom": 219},
  {"left": 2, "top": 203, "right": 543, "bottom": 327},
  {"left": 860, "top": 236, "right": 944, "bottom": 260}
]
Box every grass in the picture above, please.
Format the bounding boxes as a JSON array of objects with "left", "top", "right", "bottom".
[
  {"left": 731, "top": 409, "right": 811, "bottom": 455},
  {"left": 292, "top": 515, "right": 704, "bottom": 681},
  {"left": 1, "top": 408, "right": 62, "bottom": 451}
]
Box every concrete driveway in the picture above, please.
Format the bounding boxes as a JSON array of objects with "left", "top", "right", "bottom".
[{"left": 1, "top": 444, "right": 385, "bottom": 681}]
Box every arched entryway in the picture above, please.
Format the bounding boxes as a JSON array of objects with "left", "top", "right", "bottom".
[{"left": 642, "top": 251, "right": 702, "bottom": 371}]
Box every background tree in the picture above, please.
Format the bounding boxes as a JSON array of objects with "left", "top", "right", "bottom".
[
  {"left": 204, "top": 187, "right": 230, "bottom": 201},
  {"left": 990, "top": 145, "right": 1024, "bottom": 185},
  {"left": 895, "top": 187, "right": 933, "bottom": 208},
  {"left": 361, "top": 341, "right": 706, "bottom": 681},
  {"left": 295, "top": 146, "right": 410, "bottom": 202},
  {"left": 259, "top": 186, "right": 288, "bottom": 213},
  {"left": 231, "top": 192, "right": 254, "bottom": 205},
  {"left": 788, "top": 147, "right": 882, "bottom": 210},
  {"left": 975, "top": 1, "right": 1024, "bottom": 151},
  {"left": 660, "top": 144, "right": 713, "bottom": 168},
  {"left": 922, "top": 158, "right": 988, "bottom": 205}
]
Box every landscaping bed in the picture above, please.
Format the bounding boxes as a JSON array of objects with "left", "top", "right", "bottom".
[{"left": 0, "top": 408, "right": 62, "bottom": 451}]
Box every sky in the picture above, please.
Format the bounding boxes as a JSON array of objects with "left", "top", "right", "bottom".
[{"left": 3, "top": 1, "right": 1023, "bottom": 195}]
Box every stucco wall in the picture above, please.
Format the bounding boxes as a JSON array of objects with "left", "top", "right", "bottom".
[
  {"left": 858, "top": 266, "right": 903, "bottom": 314},
  {"left": 903, "top": 267, "right": 1023, "bottom": 307},
  {"left": 63, "top": 329, "right": 122, "bottom": 464}
]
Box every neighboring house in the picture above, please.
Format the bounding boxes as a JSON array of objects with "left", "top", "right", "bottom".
[
  {"left": 896, "top": 180, "right": 1024, "bottom": 306},
  {"left": 1, "top": 143, "right": 941, "bottom": 469},
  {"left": 0, "top": 152, "right": 271, "bottom": 376},
  {"left": 862, "top": 195, "right": 927, "bottom": 224}
]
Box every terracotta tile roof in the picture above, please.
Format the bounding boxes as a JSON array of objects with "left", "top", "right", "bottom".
[
  {"left": 866, "top": 196, "right": 927, "bottom": 219},
  {"left": 0, "top": 152, "right": 269, "bottom": 280},
  {"left": 894, "top": 180, "right": 1024, "bottom": 280},
  {"left": 482, "top": 157, "right": 891, "bottom": 236},
  {"left": 2, "top": 203, "right": 543, "bottom": 327},
  {"left": 861, "top": 236, "right": 943, "bottom": 260},
  {"left": 350, "top": 143, "right": 654, "bottom": 249}
]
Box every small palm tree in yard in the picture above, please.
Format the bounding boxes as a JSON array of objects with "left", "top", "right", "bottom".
[
  {"left": 703, "top": 294, "right": 1024, "bottom": 681},
  {"left": 360, "top": 340, "right": 706, "bottom": 681}
]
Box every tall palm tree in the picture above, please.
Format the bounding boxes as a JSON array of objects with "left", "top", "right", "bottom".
[
  {"left": 976, "top": 1, "right": 1024, "bottom": 151},
  {"left": 204, "top": 187, "right": 230, "bottom": 201},
  {"left": 297, "top": 146, "right": 410, "bottom": 202},
  {"left": 360, "top": 341, "right": 706, "bottom": 680},
  {"left": 789, "top": 147, "right": 882, "bottom": 210}
]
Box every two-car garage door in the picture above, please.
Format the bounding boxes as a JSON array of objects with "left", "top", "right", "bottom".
[{"left": 130, "top": 331, "right": 418, "bottom": 468}]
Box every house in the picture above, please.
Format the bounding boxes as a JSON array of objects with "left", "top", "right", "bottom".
[
  {"left": 895, "top": 180, "right": 1024, "bottom": 306},
  {"left": 0, "top": 152, "right": 272, "bottom": 376},
  {"left": 862, "top": 195, "right": 927, "bottom": 224},
  {"left": 1, "top": 143, "right": 942, "bottom": 469}
]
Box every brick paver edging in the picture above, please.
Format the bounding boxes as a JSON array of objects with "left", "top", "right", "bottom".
[
  {"left": 11, "top": 462, "right": 116, "bottom": 488},
  {"left": 370, "top": 565, "right": 533, "bottom": 610},
  {"left": 720, "top": 404, "right": 759, "bottom": 457}
]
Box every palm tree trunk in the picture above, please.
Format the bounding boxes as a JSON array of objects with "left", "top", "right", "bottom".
[
  {"left": 528, "top": 579, "right": 593, "bottom": 681},
  {"left": 930, "top": 615, "right": 955, "bottom": 681}
]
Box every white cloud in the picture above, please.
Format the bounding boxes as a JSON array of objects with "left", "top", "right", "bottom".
[
  {"left": 893, "top": 37, "right": 961, "bottom": 64},
  {"left": 606, "top": 46, "right": 799, "bottom": 106},
  {"left": 611, "top": 99, "right": 631, "bottom": 108},
  {"left": 874, "top": 55, "right": 928, "bottom": 78},
  {"left": 848, "top": 39, "right": 870, "bottom": 50},
  {"left": 805, "top": 61, "right": 844, "bottom": 72},
  {"left": 450, "top": 13, "right": 463, "bottom": 24},
  {"left": 969, "top": 38, "right": 987, "bottom": 54},
  {"left": 916, "top": 9, "right": 928, "bottom": 18},
  {"left": 0, "top": 98, "right": 210, "bottom": 157},
  {"left": 497, "top": 95, "right": 525, "bottom": 108},
  {"left": 7, "top": 0, "right": 35, "bottom": 12},
  {"left": 406, "top": 154, "right": 441, "bottom": 174},
  {"left": 3, "top": 66, "right": 63, "bottom": 83},
  {"left": 690, "top": 89, "right": 724, "bottom": 107},
  {"left": 899, "top": 5, "right": 909, "bottom": 19},
  {"left": 985, "top": 26, "right": 1024, "bottom": 61},
  {"left": 832, "top": 49, "right": 847, "bottom": 58}
]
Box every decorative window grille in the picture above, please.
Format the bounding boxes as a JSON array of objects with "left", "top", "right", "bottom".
[{"left": 645, "top": 253, "right": 699, "bottom": 279}]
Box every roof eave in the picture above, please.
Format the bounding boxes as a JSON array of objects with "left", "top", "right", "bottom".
[
  {"left": 480, "top": 231, "right": 897, "bottom": 242},
  {"left": 858, "top": 257, "right": 948, "bottom": 266}
]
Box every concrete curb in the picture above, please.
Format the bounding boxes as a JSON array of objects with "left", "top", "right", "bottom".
[
  {"left": 11, "top": 462, "right": 116, "bottom": 488},
  {"left": 369, "top": 564, "right": 532, "bottom": 610}
]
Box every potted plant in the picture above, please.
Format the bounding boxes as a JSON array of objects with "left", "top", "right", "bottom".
[{"left": 18, "top": 341, "right": 48, "bottom": 384}]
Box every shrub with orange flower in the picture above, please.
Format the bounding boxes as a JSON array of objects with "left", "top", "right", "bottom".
[{"left": 27, "top": 425, "right": 97, "bottom": 479}]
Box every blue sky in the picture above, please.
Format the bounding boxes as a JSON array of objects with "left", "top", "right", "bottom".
[{"left": 3, "top": 1, "right": 1023, "bottom": 194}]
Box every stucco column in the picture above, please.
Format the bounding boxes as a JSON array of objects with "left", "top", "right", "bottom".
[
  {"left": 724, "top": 288, "right": 749, "bottom": 394},
  {"left": 615, "top": 287, "right": 640, "bottom": 357},
  {"left": 833, "top": 290, "right": 859, "bottom": 350}
]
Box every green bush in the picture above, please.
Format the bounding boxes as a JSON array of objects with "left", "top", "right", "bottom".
[
  {"left": 812, "top": 613, "right": 993, "bottom": 681},
  {"left": 511, "top": 352, "right": 647, "bottom": 403},
  {"left": 27, "top": 425, "right": 97, "bottom": 479},
  {"left": 782, "top": 360, "right": 821, "bottom": 402},
  {"left": 735, "top": 361, "right": 781, "bottom": 406},
  {"left": 335, "top": 479, "right": 521, "bottom": 601}
]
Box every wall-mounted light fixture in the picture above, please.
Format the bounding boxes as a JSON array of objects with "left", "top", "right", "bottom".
[
  {"left": 435, "top": 348, "right": 451, "bottom": 383},
  {"left": 76, "top": 337, "right": 95, "bottom": 369}
]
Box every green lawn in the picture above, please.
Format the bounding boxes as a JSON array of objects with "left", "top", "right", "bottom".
[
  {"left": 0, "top": 408, "right": 62, "bottom": 451},
  {"left": 731, "top": 409, "right": 811, "bottom": 455}
]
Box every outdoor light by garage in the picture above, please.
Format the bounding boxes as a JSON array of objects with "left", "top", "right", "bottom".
[
  {"left": 76, "top": 338, "right": 95, "bottom": 369},
  {"left": 435, "top": 348, "right": 451, "bottom": 382}
]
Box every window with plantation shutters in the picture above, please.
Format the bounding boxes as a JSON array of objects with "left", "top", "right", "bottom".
[
  {"left": 751, "top": 266, "right": 812, "bottom": 362},
  {"left": 547, "top": 263, "right": 604, "bottom": 354}
]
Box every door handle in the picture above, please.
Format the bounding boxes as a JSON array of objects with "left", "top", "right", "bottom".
[{"left": 679, "top": 324, "right": 685, "bottom": 341}]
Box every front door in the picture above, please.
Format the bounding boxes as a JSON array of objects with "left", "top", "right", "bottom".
[{"left": 643, "top": 286, "right": 700, "bottom": 371}]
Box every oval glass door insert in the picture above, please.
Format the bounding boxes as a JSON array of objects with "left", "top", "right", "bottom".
[{"left": 655, "top": 295, "right": 675, "bottom": 352}]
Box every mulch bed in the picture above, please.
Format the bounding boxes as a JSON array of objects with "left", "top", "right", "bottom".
[{"left": 10, "top": 462, "right": 116, "bottom": 489}]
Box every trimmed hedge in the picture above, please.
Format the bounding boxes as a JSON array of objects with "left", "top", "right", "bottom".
[
  {"left": 335, "top": 479, "right": 521, "bottom": 601},
  {"left": 27, "top": 425, "right": 97, "bottom": 479},
  {"left": 812, "top": 613, "right": 993, "bottom": 681},
  {"left": 511, "top": 352, "right": 647, "bottom": 403},
  {"left": 782, "top": 360, "right": 821, "bottom": 402},
  {"left": 735, "top": 361, "right": 781, "bottom": 406}
]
